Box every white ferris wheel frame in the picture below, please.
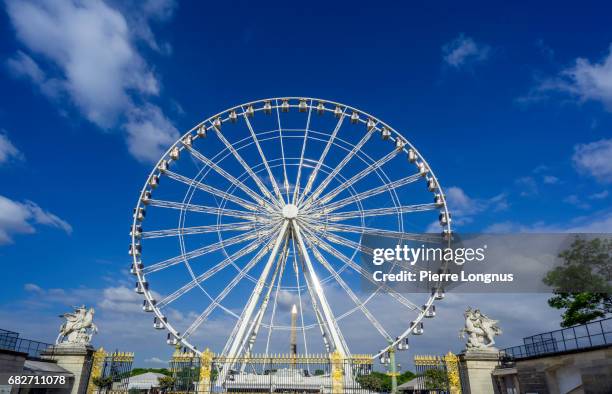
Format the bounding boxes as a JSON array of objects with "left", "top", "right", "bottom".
[{"left": 130, "top": 97, "right": 452, "bottom": 361}]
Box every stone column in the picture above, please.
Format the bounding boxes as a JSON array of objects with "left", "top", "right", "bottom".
[
  {"left": 459, "top": 349, "right": 499, "bottom": 394},
  {"left": 42, "top": 344, "right": 95, "bottom": 394}
]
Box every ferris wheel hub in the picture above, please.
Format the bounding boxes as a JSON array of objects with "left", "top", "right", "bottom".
[{"left": 281, "top": 204, "right": 299, "bottom": 219}]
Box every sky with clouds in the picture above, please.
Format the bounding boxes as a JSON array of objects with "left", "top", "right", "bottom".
[{"left": 0, "top": 0, "right": 611, "bottom": 369}]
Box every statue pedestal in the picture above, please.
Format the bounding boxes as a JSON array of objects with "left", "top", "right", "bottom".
[
  {"left": 42, "top": 344, "right": 95, "bottom": 394},
  {"left": 459, "top": 349, "right": 499, "bottom": 394}
]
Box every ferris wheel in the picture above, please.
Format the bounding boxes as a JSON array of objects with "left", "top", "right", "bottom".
[{"left": 129, "top": 97, "right": 452, "bottom": 363}]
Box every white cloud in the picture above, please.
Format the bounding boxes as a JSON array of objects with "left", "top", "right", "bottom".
[
  {"left": 562, "top": 194, "right": 590, "bottom": 210},
  {"left": 446, "top": 186, "right": 507, "bottom": 216},
  {"left": 484, "top": 209, "right": 612, "bottom": 233},
  {"left": 535, "top": 39, "right": 554, "bottom": 60},
  {"left": 589, "top": 190, "right": 609, "bottom": 200},
  {"left": 544, "top": 44, "right": 612, "bottom": 110},
  {"left": 442, "top": 34, "right": 490, "bottom": 68},
  {"left": 515, "top": 176, "right": 539, "bottom": 196},
  {"left": 5, "top": 0, "right": 179, "bottom": 163},
  {"left": 0, "top": 131, "right": 23, "bottom": 165},
  {"left": 572, "top": 138, "right": 612, "bottom": 183},
  {"left": 566, "top": 211, "right": 612, "bottom": 232},
  {"left": 24, "top": 283, "right": 43, "bottom": 293},
  {"left": 5, "top": 51, "right": 63, "bottom": 99},
  {"left": 144, "top": 357, "right": 167, "bottom": 364},
  {"left": 119, "top": 0, "right": 177, "bottom": 54},
  {"left": 125, "top": 104, "right": 179, "bottom": 163},
  {"left": 428, "top": 186, "right": 508, "bottom": 232},
  {"left": 0, "top": 195, "right": 72, "bottom": 244},
  {"left": 542, "top": 175, "right": 559, "bottom": 184},
  {"left": 6, "top": 51, "right": 44, "bottom": 83},
  {"left": 1, "top": 283, "right": 171, "bottom": 365}
]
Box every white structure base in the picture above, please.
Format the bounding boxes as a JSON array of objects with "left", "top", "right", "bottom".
[
  {"left": 459, "top": 349, "right": 499, "bottom": 394},
  {"left": 42, "top": 344, "right": 94, "bottom": 394}
]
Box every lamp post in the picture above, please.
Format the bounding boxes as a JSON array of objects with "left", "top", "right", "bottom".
[
  {"left": 381, "top": 337, "right": 409, "bottom": 394},
  {"left": 388, "top": 344, "right": 398, "bottom": 393}
]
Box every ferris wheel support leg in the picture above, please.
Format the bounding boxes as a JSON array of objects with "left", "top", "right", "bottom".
[
  {"left": 222, "top": 220, "right": 290, "bottom": 366},
  {"left": 292, "top": 222, "right": 349, "bottom": 358}
]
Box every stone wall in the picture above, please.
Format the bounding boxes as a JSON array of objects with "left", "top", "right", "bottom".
[
  {"left": 498, "top": 346, "right": 612, "bottom": 394},
  {"left": 0, "top": 349, "right": 26, "bottom": 394}
]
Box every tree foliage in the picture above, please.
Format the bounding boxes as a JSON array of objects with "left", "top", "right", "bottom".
[
  {"left": 356, "top": 370, "right": 415, "bottom": 392},
  {"left": 543, "top": 237, "right": 612, "bottom": 327},
  {"left": 423, "top": 368, "right": 448, "bottom": 390},
  {"left": 157, "top": 375, "right": 175, "bottom": 392},
  {"left": 92, "top": 376, "right": 114, "bottom": 392},
  {"left": 356, "top": 372, "right": 390, "bottom": 392}
]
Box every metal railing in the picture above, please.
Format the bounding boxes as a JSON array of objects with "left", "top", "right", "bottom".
[
  {"left": 0, "top": 328, "right": 53, "bottom": 359},
  {"left": 169, "top": 350, "right": 381, "bottom": 393},
  {"left": 500, "top": 317, "right": 612, "bottom": 363},
  {"left": 0, "top": 328, "right": 19, "bottom": 351}
]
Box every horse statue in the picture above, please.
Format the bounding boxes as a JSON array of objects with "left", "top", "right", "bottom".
[
  {"left": 458, "top": 307, "right": 502, "bottom": 350},
  {"left": 56, "top": 305, "right": 98, "bottom": 345}
]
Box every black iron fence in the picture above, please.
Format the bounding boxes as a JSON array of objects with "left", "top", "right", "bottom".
[
  {"left": 412, "top": 353, "right": 463, "bottom": 394},
  {"left": 500, "top": 317, "right": 612, "bottom": 364},
  {"left": 0, "top": 328, "right": 53, "bottom": 359},
  {"left": 169, "top": 350, "right": 382, "bottom": 393}
]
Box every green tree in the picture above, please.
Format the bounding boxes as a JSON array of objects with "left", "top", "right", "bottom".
[
  {"left": 356, "top": 372, "right": 391, "bottom": 392},
  {"left": 92, "top": 376, "right": 114, "bottom": 393},
  {"left": 423, "top": 368, "right": 448, "bottom": 390},
  {"left": 397, "top": 370, "right": 416, "bottom": 385},
  {"left": 543, "top": 237, "right": 612, "bottom": 327},
  {"left": 356, "top": 370, "right": 415, "bottom": 391},
  {"left": 157, "top": 375, "right": 175, "bottom": 393}
]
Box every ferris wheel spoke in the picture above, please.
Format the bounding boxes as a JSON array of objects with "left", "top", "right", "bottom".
[
  {"left": 264, "top": 236, "right": 291, "bottom": 355},
  {"left": 212, "top": 120, "right": 283, "bottom": 207},
  {"left": 295, "top": 237, "right": 335, "bottom": 354},
  {"left": 301, "top": 124, "right": 376, "bottom": 208},
  {"left": 155, "top": 236, "right": 269, "bottom": 309},
  {"left": 316, "top": 173, "right": 422, "bottom": 214},
  {"left": 292, "top": 100, "right": 313, "bottom": 204},
  {"left": 143, "top": 225, "right": 278, "bottom": 275},
  {"left": 305, "top": 228, "right": 375, "bottom": 257},
  {"left": 303, "top": 149, "right": 398, "bottom": 211},
  {"left": 182, "top": 225, "right": 287, "bottom": 340},
  {"left": 222, "top": 220, "right": 290, "bottom": 366},
  {"left": 302, "top": 233, "right": 392, "bottom": 341},
  {"left": 297, "top": 109, "right": 347, "bottom": 206},
  {"left": 185, "top": 146, "right": 271, "bottom": 208},
  {"left": 242, "top": 112, "right": 285, "bottom": 203},
  {"left": 301, "top": 222, "right": 442, "bottom": 244},
  {"left": 237, "top": 238, "right": 289, "bottom": 360},
  {"left": 290, "top": 238, "right": 310, "bottom": 360},
  {"left": 140, "top": 221, "right": 262, "bottom": 239},
  {"left": 320, "top": 203, "right": 439, "bottom": 222},
  {"left": 275, "top": 100, "right": 291, "bottom": 202},
  {"left": 164, "top": 170, "right": 261, "bottom": 212},
  {"left": 147, "top": 199, "right": 271, "bottom": 221},
  {"left": 300, "top": 226, "right": 421, "bottom": 311},
  {"left": 293, "top": 222, "right": 350, "bottom": 357}
]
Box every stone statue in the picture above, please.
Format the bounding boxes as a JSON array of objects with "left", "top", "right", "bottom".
[
  {"left": 56, "top": 305, "right": 98, "bottom": 345},
  {"left": 458, "top": 307, "right": 502, "bottom": 351}
]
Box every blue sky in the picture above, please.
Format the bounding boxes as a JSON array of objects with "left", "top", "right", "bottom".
[{"left": 0, "top": 0, "right": 611, "bottom": 367}]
